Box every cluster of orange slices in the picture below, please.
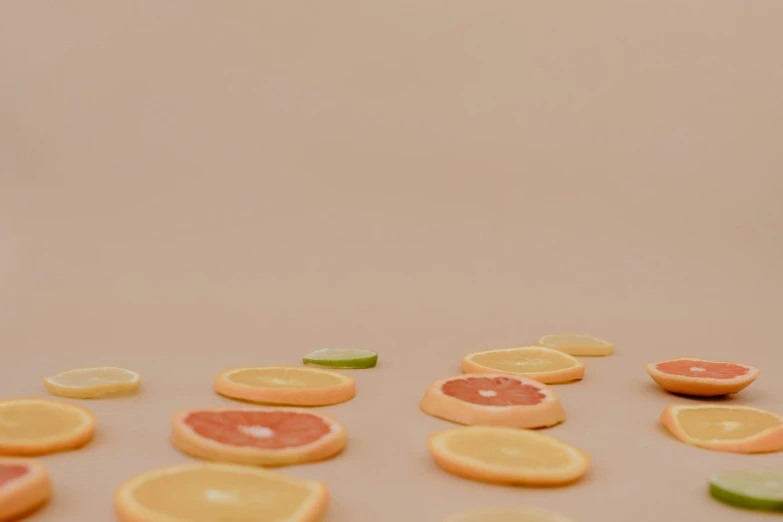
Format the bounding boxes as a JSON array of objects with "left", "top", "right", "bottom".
[{"left": 0, "top": 336, "right": 781, "bottom": 521}]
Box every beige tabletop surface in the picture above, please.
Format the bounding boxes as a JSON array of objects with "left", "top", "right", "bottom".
[{"left": 2, "top": 2, "right": 783, "bottom": 521}]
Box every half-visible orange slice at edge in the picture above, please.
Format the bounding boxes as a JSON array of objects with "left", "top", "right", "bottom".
[
  {"left": 462, "top": 347, "right": 584, "bottom": 384},
  {"left": 0, "top": 458, "right": 51, "bottom": 521},
  {"left": 0, "top": 398, "right": 96, "bottom": 456}
]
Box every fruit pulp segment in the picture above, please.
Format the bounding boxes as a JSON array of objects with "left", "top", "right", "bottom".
[
  {"left": 445, "top": 431, "right": 574, "bottom": 469},
  {"left": 227, "top": 369, "right": 343, "bottom": 389},
  {"left": 132, "top": 469, "right": 312, "bottom": 521},
  {"left": 442, "top": 377, "right": 546, "bottom": 406},
  {"left": 0, "top": 464, "right": 29, "bottom": 487},
  {"left": 657, "top": 360, "right": 749, "bottom": 379},
  {"left": 0, "top": 404, "right": 86, "bottom": 440},
  {"left": 184, "top": 411, "right": 330, "bottom": 449},
  {"left": 470, "top": 350, "right": 573, "bottom": 374},
  {"left": 50, "top": 368, "right": 136, "bottom": 386},
  {"left": 678, "top": 408, "right": 782, "bottom": 441},
  {"left": 541, "top": 334, "right": 609, "bottom": 347}
]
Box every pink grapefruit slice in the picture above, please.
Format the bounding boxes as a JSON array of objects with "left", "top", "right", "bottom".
[
  {"left": 420, "top": 374, "right": 565, "bottom": 429},
  {"left": 0, "top": 458, "right": 51, "bottom": 521},
  {"left": 171, "top": 407, "right": 347, "bottom": 467},
  {"left": 646, "top": 357, "right": 759, "bottom": 397}
]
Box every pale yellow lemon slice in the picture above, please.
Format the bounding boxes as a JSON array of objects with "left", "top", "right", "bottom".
[
  {"left": 115, "top": 462, "right": 328, "bottom": 522},
  {"left": 441, "top": 506, "right": 574, "bottom": 522},
  {"left": 537, "top": 334, "right": 613, "bottom": 356},
  {"left": 44, "top": 367, "right": 140, "bottom": 399},
  {"left": 661, "top": 404, "right": 783, "bottom": 454},
  {"left": 214, "top": 366, "right": 355, "bottom": 406},
  {"left": 462, "top": 347, "right": 584, "bottom": 384},
  {"left": 427, "top": 426, "right": 589, "bottom": 486},
  {"left": 0, "top": 398, "right": 96, "bottom": 456}
]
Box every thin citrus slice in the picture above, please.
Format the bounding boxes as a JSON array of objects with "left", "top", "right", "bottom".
[
  {"left": 420, "top": 374, "right": 565, "bottom": 429},
  {"left": 0, "top": 458, "right": 51, "bottom": 521},
  {"left": 171, "top": 407, "right": 347, "bottom": 466},
  {"left": 462, "top": 347, "right": 584, "bottom": 384},
  {"left": 709, "top": 469, "right": 783, "bottom": 512},
  {"left": 0, "top": 398, "right": 96, "bottom": 456},
  {"left": 302, "top": 348, "right": 378, "bottom": 369},
  {"left": 537, "top": 334, "right": 613, "bottom": 356},
  {"left": 44, "top": 366, "right": 141, "bottom": 399},
  {"left": 441, "top": 506, "right": 574, "bottom": 522},
  {"left": 427, "top": 426, "right": 589, "bottom": 486},
  {"left": 661, "top": 404, "right": 783, "bottom": 453},
  {"left": 646, "top": 357, "right": 759, "bottom": 397},
  {"left": 115, "top": 461, "right": 327, "bottom": 522},
  {"left": 214, "top": 367, "right": 355, "bottom": 406}
]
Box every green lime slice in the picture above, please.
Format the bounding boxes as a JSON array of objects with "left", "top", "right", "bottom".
[
  {"left": 302, "top": 349, "right": 378, "bottom": 369},
  {"left": 709, "top": 470, "right": 783, "bottom": 512}
]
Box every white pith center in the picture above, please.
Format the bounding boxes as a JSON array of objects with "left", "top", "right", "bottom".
[
  {"left": 204, "top": 489, "right": 238, "bottom": 502},
  {"left": 764, "top": 481, "right": 781, "bottom": 489},
  {"left": 719, "top": 421, "right": 743, "bottom": 432},
  {"left": 689, "top": 367, "right": 707, "bottom": 372},
  {"left": 239, "top": 425, "right": 275, "bottom": 438},
  {"left": 500, "top": 448, "right": 521, "bottom": 456},
  {"left": 478, "top": 390, "right": 497, "bottom": 397}
]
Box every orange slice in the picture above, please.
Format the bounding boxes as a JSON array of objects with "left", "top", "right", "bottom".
[
  {"left": 420, "top": 374, "right": 565, "bottom": 429},
  {"left": 537, "top": 334, "right": 613, "bottom": 356},
  {"left": 0, "top": 398, "right": 96, "bottom": 456},
  {"left": 171, "top": 407, "right": 347, "bottom": 467},
  {"left": 427, "top": 426, "right": 589, "bottom": 486},
  {"left": 462, "top": 347, "right": 584, "bottom": 384},
  {"left": 441, "top": 506, "right": 574, "bottom": 522},
  {"left": 646, "top": 357, "right": 759, "bottom": 397},
  {"left": 115, "top": 462, "right": 328, "bottom": 522},
  {"left": 661, "top": 404, "right": 783, "bottom": 454},
  {"left": 214, "top": 367, "right": 355, "bottom": 406},
  {"left": 44, "top": 366, "right": 141, "bottom": 399},
  {"left": 0, "top": 458, "right": 51, "bottom": 521}
]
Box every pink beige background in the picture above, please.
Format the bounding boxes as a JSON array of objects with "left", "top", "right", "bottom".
[{"left": 2, "top": 2, "right": 783, "bottom": 521}]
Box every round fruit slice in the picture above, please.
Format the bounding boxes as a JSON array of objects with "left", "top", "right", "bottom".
[
  {"left": 0, "top": 458, "right": 51, "bottom": 521},
  {"left": 462, "top": 347, "right": 584, "bottom": 384},
  {"left": 115, "top": 461, "right": 327, "bottom": 522},
  {"left": 646, "top": 357, "right": 759, "bottom": 397},
  {"left": 302, "top": 348, "right": 378, "bottom": 369},
  {"left": 537, "top": 334, "right": 613, "bottom": 356},
  {"left": 0, "top": 398, "right": 96, "bottom": 456},
  {"left": 214, "top": 367, "right": 355, "bottom": 406},
  {"left": 441, "top": 506, "right": 574, "bottom": 522},
  {"left": 427, "top": 426, "right": 589, "bottom": 486},
  {"left": 44, "top": 366, "right": 141, "bottom": 399},
  {"left": 709, "top": 469, "right": 783, "bottom": 512},
  {"left": 171, "top": 407, "right": 347, "bottom": 466},
  {"left": 420, "top": 374, "right": 565, "bottom": 429},
  {"left": 661, "top": 404, "right": 783, "bottom": 453}
]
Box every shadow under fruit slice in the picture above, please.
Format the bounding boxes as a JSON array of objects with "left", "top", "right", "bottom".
[
  {"left": 171, "top": 407, "right": 347, "bottom": 466},
  {"left": 214, "top": 367, "right": 355, "bottom": 406},
  {"left": 420, "top": 374, "right": 565, "bottom": 429},
  {"left": 440, "top": 506, "right": 574, "bottom": 522},
  {"left": 427, "top": 426, "right": 589, "bottom": 486},
  {"left": 537, "top": 334, "right": 613, "bottom": 356},
  {"left": 0, "top": 458, "right": 51, "bottom": 522},
  {"left": 709, "top": 469, "right": 783, "bottom": 512},
  {"left": 115, "top": 462, "right": 328, "bottom": 522},
  {"left": 646, "top": 357, "right": 759, "bottom": 397},
  {"left": 44, "top": 366, "right": 141, "bottom": 399},
  {"left": 0, "top": 398, "right": 96, "bottom": 456},
  {"left": 661, "top": 404, "right": 783, "bottom": 453},
  {"left": 462, "top": 347, "right": 584, "bottom": 384}
]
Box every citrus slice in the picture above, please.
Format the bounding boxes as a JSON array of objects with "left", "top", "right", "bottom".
[
  {"left": 537, "top": 334, "right": 613, "bottom": 356},
  {"left": 0, "top": 398, "right": 96, "bottom": 456},
  {"left": 214, "top": 367, "right": 355, "bottom": 406},
  {"left": 441, "top": 506, "right": 574, "bottom": 522},
  {"left": 661, "top": 404, "right": 783, "bottom": 453},
  {"left": 709, "top": 469, "right": 783, "bottom": 512},
  {"left": 462, "top": 347, "right": 584, "bottom": 384},
  {"left": 115, "top": 461, "right": 328, "bottom": 522},
  {"left": 171, "top": 407, "right": 347, "bottom": 466},
  {"left": 0, "top": 458, "right": 51, "bottom": 521},
  {"left": 302, "top": 349, "right": 378, "bottom": 369},
  {"left": 420, "top": 374, "right": 565, "bottom": 429},
  {"left": 44, "top": 366, "right": 141, "bottom": 399},
  {"left": 646, "top": 357, "right": 759, "bottom": 397},
  {"left": 427, "top": 426, "right": 589, "bottom": 486}
]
